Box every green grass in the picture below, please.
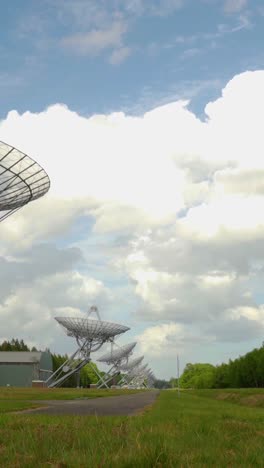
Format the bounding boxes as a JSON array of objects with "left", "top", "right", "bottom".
[
  {"left": 1, "top": 389, "right": 264, "bottom": 466},
  {"left": 0, "top": 387, "right": 143, "bottom": 401},
  {"left": 0, "top": 401, "right": 41, "bottom": 413}
]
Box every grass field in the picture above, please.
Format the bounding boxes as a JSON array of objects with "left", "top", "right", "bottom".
[
  {"left": 0, "top": 401, "right": 41, "bottom": 413},
  {"left": 0, "top": 388, "right": 264, "bottom": 466}
]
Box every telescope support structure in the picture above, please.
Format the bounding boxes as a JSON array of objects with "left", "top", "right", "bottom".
[{"left": 46, "top": 306, "right": 129, "bottom": 388}]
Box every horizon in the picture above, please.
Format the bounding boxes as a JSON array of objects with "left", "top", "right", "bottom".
[{"left": 1, "top": 0, "right": 264, "bottom": 380}]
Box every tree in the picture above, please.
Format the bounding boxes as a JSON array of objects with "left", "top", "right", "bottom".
[
  {"left": 180, "top": 363, "right": 215, "bottom": 389},
  {"left": 0, "top": 338, "right": 30, "bottom": 351},
  {"left": 154, "top": 379, "right": 170, "bottom": 389},
  {"left": 80, "top": 361, "right": 103, "bottom": 387}
]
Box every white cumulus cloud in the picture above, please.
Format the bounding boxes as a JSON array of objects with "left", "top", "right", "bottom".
[{"left": 1, "top": 70, "right": 264, "bottom": 370}]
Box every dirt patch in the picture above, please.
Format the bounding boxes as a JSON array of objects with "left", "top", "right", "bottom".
[
  {"left": 216, "top": 392, "right": 264, "bottom": 408},
  {"left": 223, "top": 420, "right": 250, "bottom": 429},
  {"left": 216, "top": 393, "right": 238, "bottom": 401},
  {"left": 240, "top": 395, "right": 264, "bottom": 407},
  {"left": 14, "top": 405, "right": 48, "bottom": 414}
]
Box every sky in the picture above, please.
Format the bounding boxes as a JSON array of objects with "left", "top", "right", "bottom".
[{"left": 1, "top": 0, "right": 264, "bottom": 380}]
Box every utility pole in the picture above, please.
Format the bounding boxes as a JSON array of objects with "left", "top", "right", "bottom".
[{"left": 177, "top": 354, "right": 180, "bottom": 397}]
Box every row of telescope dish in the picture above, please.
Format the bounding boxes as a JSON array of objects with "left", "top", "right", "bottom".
[
  {"left": 0, "top": 141, "right": 155, "bottom": 389},
  {"left": 46, "top": 306, "right": 156, "bottom": 389}
]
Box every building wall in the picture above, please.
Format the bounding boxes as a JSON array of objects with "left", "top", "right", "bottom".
[
  {"left": 39, "top": 351, "right": 53, "bottom": 381},
  {"left": 0, "top": 363, "right": 34, "bottom": 387},
  {"left": 0, "top": 352, "right": 53, "bottom": 387}
]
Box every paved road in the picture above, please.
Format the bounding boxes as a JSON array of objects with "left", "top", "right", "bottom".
[{"left": 21, "top": 390, "right": 159, "bottom": 416}]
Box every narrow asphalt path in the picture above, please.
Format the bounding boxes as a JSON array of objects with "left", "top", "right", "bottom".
[{"left": 20, "top": 390, "right": 159, "bottom": 416}]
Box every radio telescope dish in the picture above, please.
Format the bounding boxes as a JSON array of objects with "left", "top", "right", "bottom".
[
  {"left": 96, "top": 341, "right": 137, "bottom": 389},
  {"left": 118, "top": 356, "right": 145, "bottom": 388},
  {"left": 0, "top": 140, "right": 50, "bottom": 221},
  {"left": 46, "top": 306, "right": 130, "bottom": 388},
  {"left": 126, "top": 364, "right": 148, "bottom": 381},
  {"left": 123, "top": 363, "right": 150, "bottom": 389},
  {"left": 145, "top": 370, "right": 155, "bottom": 388},
  {"left": 120, "top": 355, "right": 144, "bottom": 372},
  {"left": 129, "top": 364, "right": 148, "bottom": 379},
  {"left": 97, "top": 342, "right": 136, "bottom": 364},
  {"left": 55, "top": 317, "right": 129, "bottom": 343}
]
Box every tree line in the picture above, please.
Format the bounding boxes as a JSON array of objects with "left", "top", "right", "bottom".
[
  {"left": 170, "top": 343, "right": 264, "bottom": 389},
  {"left": 5, "top": 338, "right": 263, "bottom": 389},
  {"left": 0, "top": 338, "right": 37, "bottom": 352}
]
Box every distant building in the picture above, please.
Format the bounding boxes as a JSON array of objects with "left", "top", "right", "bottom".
[{"left": 0, "top": 351, "right": 53, "bottom": 387}]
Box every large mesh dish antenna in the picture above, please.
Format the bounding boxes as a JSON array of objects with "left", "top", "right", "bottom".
[
  {"left": 55, "top": 317, "right": 129, "bottom": 341},
  {"left": 129, "top": 363, "right": 148, "bottom": 378},
  {"left": 47, "top": 308, "right": 130, "bottom": 388},
  {"left": 97, "top": 342, "right": 137, "bottom": 364},
  {"left": 96, "top": 341, "right": 137, "bottom": 389},
  {"left": 0, "top": 140, "right": 50, "bottom": 221},
  {"left": 120, "top": 355, "right": 144, "bottom": 372},
  {"left": 126, "top": 363, "right": 150, "bottom": 388}
]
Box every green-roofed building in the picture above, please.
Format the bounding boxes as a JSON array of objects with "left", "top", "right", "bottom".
[{"left": 0, "top": 351, "right": 53, "bottom": 387}]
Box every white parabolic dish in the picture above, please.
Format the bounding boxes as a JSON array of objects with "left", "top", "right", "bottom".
[
  {"left": 120, "top": 355, "right": 144, "bottom": 371},
  {"left": 129, "top": 363, "right": 149, "bottom": 377},
  {"left": 55, "top": 317, "right": 130, "bottom": 340},
  {"left": 97, "top": 342, "right": 137, "bottom": 364},
  {"left": 0, "top": 140, "right": 50, "bottom": 210}
]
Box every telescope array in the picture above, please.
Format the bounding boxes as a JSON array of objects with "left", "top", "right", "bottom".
[
  {"left": 96, "top": 342, "right": 136, "bottom": 388},
  {"left": 0, "top": 139, "right": 156, "bottom": 389},
  {"left": 0, "top": 140, "right": 50, "bottom": 222},
  {"left": 120, "top": 363, "right": 148, "bottom": 388},
  {"left": 49, "top": 305, "right": 156, "bottom": 389},
  {"left": 119, "top": 355, "right": 144, "bottom": 372},
  {"left": 46, "top": 306, "right": 130, "bottom": 388}
]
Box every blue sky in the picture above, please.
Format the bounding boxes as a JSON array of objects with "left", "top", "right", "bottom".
[
  {"left": 1, "top": 0, "right": 264, "bottom": 119},
  {"left": 1, "top": 0, "right": 264, "bottom": 380}
]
